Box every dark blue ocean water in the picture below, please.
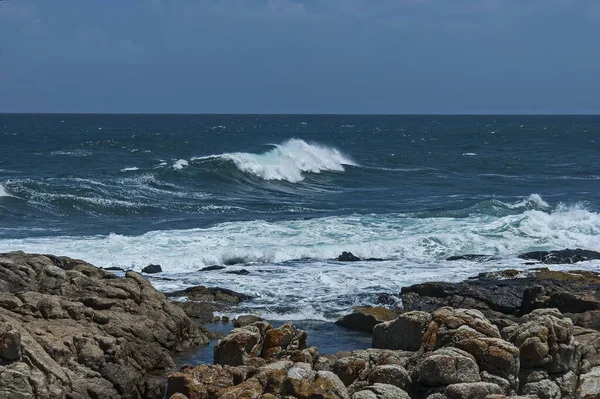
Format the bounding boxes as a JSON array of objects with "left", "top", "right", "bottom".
[{"left": 1, "top": 114, "right": 599, "bottom": 319}]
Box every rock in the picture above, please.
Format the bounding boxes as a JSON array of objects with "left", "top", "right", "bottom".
[
  {"left": 331, "top": 356, "right": 368, "bottom": 386},
  {"left": 352, "top": 383, "right": 410, "bottom": 399},
  {"left": 233, "top": 315, "right": 265, "bottom": 328},
  {"left": 141, "top": 263, "right": 162, "bottom": 274},
  {"left": 336, "top": 307, "right": 397, "bottom": 333},
  {"left": 0, "top": 323, "right": 22, "bottom": 360},
  {"left": 521, "top": 379, "right": 561, "bottom": 399},
  {"left": 503, "top": 308, "right": 579, "bottom": 373},
  {"left": 444, "top": 382, "right": 503, "bottom": 398},
  {"left": 225, "top": 269, "right": 250, "bottom": 276},
  {"left": 200, "top": 265, "right": 226, "bottom": 271},
  {"left": 101, "top": 266, "right": 126, "bottom": 272},
  {"left": 519, "top": 248, "right": 600, "bottom": 264},
  {"left": 372, "top": 311, "right": 431, "bottom": 351},
  {"left": 446, "top": 255, "right": 496, "bottom": 262},
  {"left": 368, "top": 364, "right": 411, "bottom": 389},
  {"left": 421, "top": 307, "right": 501, "bottom": 351},
  {"left": 165, "top": 285, "right": 252, "bottom": 304},
  {"left": 415, "top": 347, "right": 481, "bottom": 386},
  {"left": 577, "top": 365, "right": 600, "bottom": 399},
  {"left": 214, "top": 325, "right": 262, "bottom": 366},
  {"left": 337, "top": 252, "right": 361, "bottom": 262},
  {"left": 401, "top": 267, "right": 600, "bottom": 319},
  {"left": 0, "top": 251, "right": 208, "bottom": 399},
  {"left": 214, "top": 322, "right": 308, "bottom": 366}
]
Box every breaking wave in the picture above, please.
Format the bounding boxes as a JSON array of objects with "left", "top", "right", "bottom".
[{"left": 191, "top": 139, "right": 357, "bottom": 183}]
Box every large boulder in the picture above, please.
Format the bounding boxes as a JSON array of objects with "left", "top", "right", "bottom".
[
  {"left": 372, "top": 311, "right": 431, "bottom": 351},
  {"left": 0, "top": 251, "right": 208, "bottom": 399},
  {"left": 351, "top": 383, "right": 410, "bottom": 399},
  {"left": 214, "top": 322, "right": 309, "bottom": 367},
  {"left": 336, "top": 307, "right": 397, "bottom": 333},
  {"left": 414, "top": 347, "right": 481, "bottom": 387}
]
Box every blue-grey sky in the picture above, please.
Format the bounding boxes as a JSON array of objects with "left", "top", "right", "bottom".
[{"left": 1, "top": 0, "right": 599, "bottom": 114}]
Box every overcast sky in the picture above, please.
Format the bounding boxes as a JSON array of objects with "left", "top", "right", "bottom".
[{"left": 1, "top": 0, "right": 599, "bottom": 114}]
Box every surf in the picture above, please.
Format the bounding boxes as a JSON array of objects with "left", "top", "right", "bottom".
[{"left": 191, "top": 139, "right": 357, "bottom": 183}]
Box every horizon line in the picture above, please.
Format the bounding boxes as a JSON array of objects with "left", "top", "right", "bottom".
[{"left": 1, "top": 112, "right": 600, "bottom": 116}]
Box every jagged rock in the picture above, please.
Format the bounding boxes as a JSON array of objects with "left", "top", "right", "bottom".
[
  {"left": 336, "top": 307, "right": 397, "bottom": 333},
  {"left": 421, "top": 307, "right": 501, "bottom": 351},
  {"left": 372, "top": 311, "right": 431, "bottom": 351},
  {"left": 233, "top": 315, "right": 265, "bottom": 328},
  {"left": 337, "top": 252, "right": 362, "bottom": 262},
  {"left": 214, "top": 322, "right": 308, "bottom": 367},
  {"left": 503, "top": 308, "right": 579, "bottom": 373},
  {"left": 141, "top": 263, "right": 162, "bottom": 274},
  {"left": 0, "top": 251, "right": 208, "bottom": 399},
  {"left": 415, "top": 347, "right": 481, "bottom": 386},
  {"left": 519, "top": 248, "right": 600, "bottom": 264},
  {"left": 444, "top": 382, "right": 503, "bottom": 398}
]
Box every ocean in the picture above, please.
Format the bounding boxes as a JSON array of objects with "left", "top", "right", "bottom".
[{"left": 1, "top": 114, "right": 599, "bottom": 321}]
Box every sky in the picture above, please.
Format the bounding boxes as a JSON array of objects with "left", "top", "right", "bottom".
[{"left": 0, "top": 0, "right": 599, "bottom": 114}]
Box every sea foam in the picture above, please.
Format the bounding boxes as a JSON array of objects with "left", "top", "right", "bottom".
[
  {"left": 193, "top": 139, "right": 357, "bottom": 183},
  {"left": 1, "top": 195, "right": 598, "bottom": 319},
  {"left": 0, "top": 183, "right": 12, "bottom": 197}
]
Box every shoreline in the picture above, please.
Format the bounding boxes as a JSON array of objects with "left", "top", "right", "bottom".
[{"left": 3, "top": 250, "right": 600, "bottom": 398}]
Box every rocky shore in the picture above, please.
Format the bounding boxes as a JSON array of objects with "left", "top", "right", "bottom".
[{"left": 3, "top": 250, "right": 600, "bottom": 399}]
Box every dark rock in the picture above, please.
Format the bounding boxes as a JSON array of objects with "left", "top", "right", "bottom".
[
  {"left": 519, "top": 248, "right": 600, "bottom": 264},
  {"left": 337, "top": 252, "right": 361, "bottom": 262},
  {"left": 223, "top": 257, "right": 247, "bottom": 266},
  {"left": 400, "top": 268, "right": 600, "bottom": 319},
  {"left": 141, "top": 264, "right": 162, "bottom": 274},
  {"left": 200, "top": 265, "right": 226, "bottom": 271},
  {"left": 446, "top": 254, "right": 496, "bottom": 262},
  {"left": 336, "top": 307, "right": 398, "bottom": 333},
  {"left": 164, "top": 285, "right": 252, "bottom": 303},
  {"left": 373, "top": 311, "right": 431, "bottom": 351},
  {"left": 225, "top": 269, "right": 250, "bottom": 275},
  {"left": 233, "top": 314, "right": 265, "bottom": 328}
]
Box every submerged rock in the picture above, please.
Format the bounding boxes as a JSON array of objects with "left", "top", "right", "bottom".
[
  {"left": 141, "top": 263, "right": 162, "bottom": 273},
  {"left": 0, "top": 251, "right": 207, "bottom": 399},
  {"left": 446, "top": 254, "right": 496, "bottom": 262},
  {"left": 336, "top": 307, "right": 398, "bottom": 333},
  {"left": 200, "top": 265, "right": 226, "bottom": 271},
  {"left": 225, "top": 268, "right": 250, "bottom": 275},
  {"left": 519, "top": 248, "right": 600, "bottom": 264}
]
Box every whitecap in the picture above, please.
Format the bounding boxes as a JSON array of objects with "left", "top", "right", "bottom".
[
  {"left": 192, "top": 139, "right": 357, "bottom": 183},
  {"left": 172, "top": 159, "right": 189, "bottom": 170},
  {"left": 462, "top": 152, "right": 477, "bottom": 156},
  {"left": 0, "top": 183, "right": 13, "bottom": 197},
  {"left": 120, "top": 167, "right": 139, "bottom": 172}
]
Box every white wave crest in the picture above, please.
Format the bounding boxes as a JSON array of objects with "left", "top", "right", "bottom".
[
  {"left": 120, "top": 167, "right": 139, "bottom": 172},
  {"left": 0, "top": 183, "right": 12, "bottom": 197},
  {"left": 173, "top": 159, "right": 189, "bottom": 170},
  {"left": 2, "top": 196, "right": 598, "bottom": 319},
  {"left": 504, "top": 194, "right": 550, "bottom": 210},
  {"left": 194, "top": 139, "right": 357, "bottom": 183}
]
